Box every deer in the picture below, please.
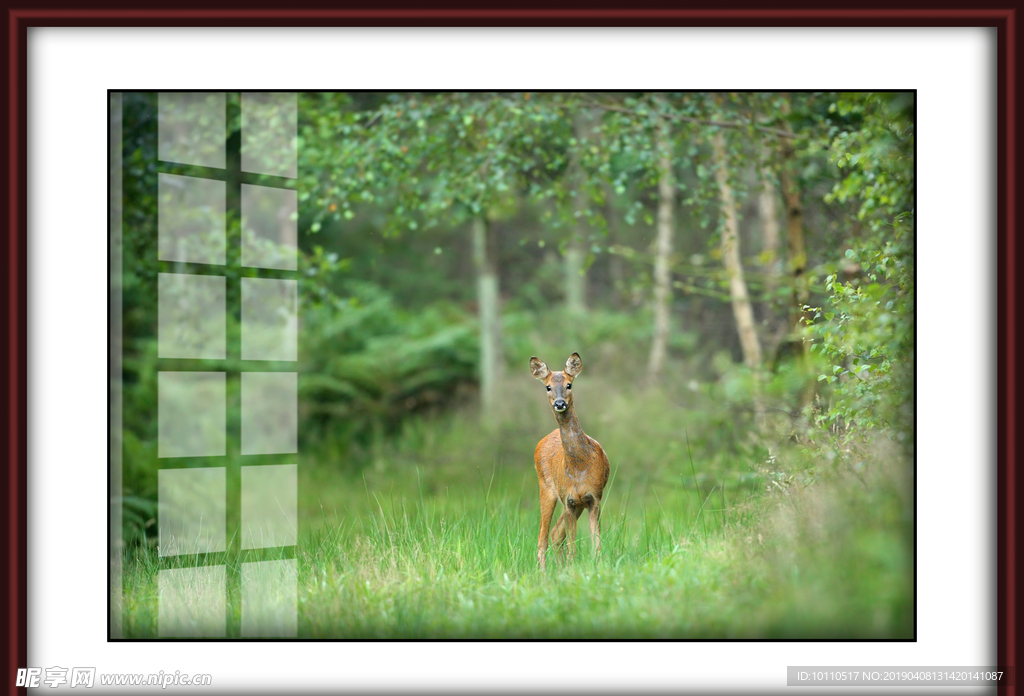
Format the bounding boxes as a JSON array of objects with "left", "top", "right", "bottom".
[{"left": 529, "top": 353, "right": 610, "bottom": 571}]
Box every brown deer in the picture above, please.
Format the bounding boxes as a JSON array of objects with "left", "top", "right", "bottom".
[{"left": 529, "top": 353, "right": 610, "bottom": 570}]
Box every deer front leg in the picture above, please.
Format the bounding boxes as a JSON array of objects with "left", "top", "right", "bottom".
[{"left": 537, "top": 488, "right": 558, "bottom": 570}]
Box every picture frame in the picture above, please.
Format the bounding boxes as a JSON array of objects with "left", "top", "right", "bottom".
[{"left": 3, "top": 8, "right": 1017, "bottom": 693}]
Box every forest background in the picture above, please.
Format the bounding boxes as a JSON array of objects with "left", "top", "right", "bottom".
[{"left": 116, "top": 91, "right": 914, "bottom": 638}]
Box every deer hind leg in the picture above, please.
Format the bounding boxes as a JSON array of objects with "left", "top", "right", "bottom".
[
  {"left": 550, "top": 509, "right": 568, "bottom": 563},
  {"left": 562, "top": 497, "right": 583, "bottom": 563},
  {"left": 537, "top": 487, "right": 558, "bottom": 570},
  {"left": 567, "top": 507, "right": 584, "bottom": 563},
  {"left": 588, "top": 499, "right": 602, "bottom": 560}
]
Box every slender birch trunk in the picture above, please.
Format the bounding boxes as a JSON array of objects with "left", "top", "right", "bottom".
[
  {"left": 759, "top": 146, "right": 786, "bottom": 364},
  {"left": 472, "top": 215, "right": 502, "bottom": 418},
  {"left": 646, "top": 116, "right": 675, "bottom": 382},
  {"left": 565, "top": 110, "right": 590, "bottom": 314},
  {"left": 604, "top": 181, "right": 625, "bottom": 308},
  {"left": 712, "top": 130, "right": 763, "bottom": 370},
  {"left": 564, "top": 243, "right": 586, "bottom": 314}
]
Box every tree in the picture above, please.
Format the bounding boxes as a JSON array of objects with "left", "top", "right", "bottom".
[
  {"left": 810, "top": 92, "right": 915, "bottom": 435},
  {"left": 300, "top": 92, "right": 573, "bottom": 418},
  {"left": 647, "top": 108, "right": 676, "bottom": 382},
  {"left": 712, "top": 128, "right": 762, "bottom": 370},
  {"left": 564, "top": 108, "right": 593, "bottom": 314},
  {"left": 757, "top": 142, "right": 787, "bottom": 363},
  {"left": 472, "top": 215, "right": 502, "bottom": 415},
  {"left": 571, "top": 93, "right": 689, "bottom": 382},
  {"left": 777, "top": 94, "right": 811, "bottom": 357}
]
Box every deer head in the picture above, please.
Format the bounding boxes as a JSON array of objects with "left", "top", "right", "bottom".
[{"left": 530, "top": 353, "right": 582, "bottom": 414}]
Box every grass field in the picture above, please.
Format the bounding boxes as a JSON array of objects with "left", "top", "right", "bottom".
[{"left": 120, "top": 374, "right": 913, "bottom": 640}]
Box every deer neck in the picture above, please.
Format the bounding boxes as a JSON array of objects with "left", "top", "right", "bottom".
[{"left": 555, "top": 408, "right": 591, "bottom": 469}]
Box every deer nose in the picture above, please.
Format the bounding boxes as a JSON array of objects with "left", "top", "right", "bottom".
[{"left": 553, "top": 399, "right": 567, "bottom": 412}]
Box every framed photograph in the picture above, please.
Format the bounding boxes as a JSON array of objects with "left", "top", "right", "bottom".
[{"left": 6, "top": 9, "right": 1016, "bottom": 694}]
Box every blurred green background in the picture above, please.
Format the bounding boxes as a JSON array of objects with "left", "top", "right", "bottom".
[{"left": 116, "top": 92, "right": 913, "bottom": 638}]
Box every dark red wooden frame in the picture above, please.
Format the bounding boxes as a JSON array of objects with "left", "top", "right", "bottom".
[{"left": 1, "top": 4, "right": 1018, "bottom": 694}]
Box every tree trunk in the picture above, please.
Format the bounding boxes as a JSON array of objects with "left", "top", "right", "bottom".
[
  {"left": 777, "top": 94, "right": 814, "bottom": 409},
  {"left": 759, "top": 153, "right": 782, "bottom": 296},
  {"left": 780, "top": 162, "right": 809, "bottom": 316},
  {"left": 778, "top": 94, "right": 810, "bottom": 330},
  {"left": 604, "top": 181, "right": 625, "bottom": 308},
  {"left": 646, "top": 117, "right": 675, "bottom": 382},
  {"left": 759, "top": 146, "right": 786, "bottom": 364},
  {"left": 472, "top": 215, "right": 502, "bottom": 418},
  {"left": 564, "top": 242, "right": 586, "bottom": 314},
  {"left": 712, "top": 130, "right": 763, "bottom": 370},
  {"left": 774, "top": 91, "right": 815, "bottom": 411},
  {"left": 565, "top": 110, "right": 590, "bottom": 314}
]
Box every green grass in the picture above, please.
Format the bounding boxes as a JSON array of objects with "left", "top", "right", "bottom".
[{"left": 120, "top": 376, "right": 913, "bottom": 639}]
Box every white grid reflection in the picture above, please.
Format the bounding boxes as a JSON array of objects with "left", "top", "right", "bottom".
[
  {"left": 241, "top": 464, "right": 298, "bottom": 550},
  {"left": 240, "top": 184, "right": 297, "bottom": 271},
  {"left": 158, "top": 273, "right": 226, "bottom": 359},
  {"left": 158, "top": 92, "right": 226, "bottom": 169},
  {"left": 241, "top": 92, "right": 298, "bottom": 178},
  {"left": 240, "top": 372, "right": 297, "bottom": 455},
  {"left": 158, "top": 372, "right": 225, "bottom": 458},
  {"left": 241, "top": 560, "right": 297, "bottom": 637},
  {"left": 158, "top": 173, "right": 226, "bottom": 266},
  {"left": 158, "top": 565, "right": 226, "bottom": 638},
  {"left": 158, "top": 467, "right": 226, "bottom": 557},
  {"left": 241, "top": 277, "right": 298, "bottom": 361}
]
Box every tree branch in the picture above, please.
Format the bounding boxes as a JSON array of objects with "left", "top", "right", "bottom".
[{"left": 579, "top": 96, "right": 798, "bottom": 140}]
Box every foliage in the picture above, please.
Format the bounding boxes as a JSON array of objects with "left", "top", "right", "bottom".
[
  {"left": 301, "top": 92, "right": 576, "bottom": 235},
  {"left": 300, "top": 280, "right": 478, "bottom": 458},
  {"left": 807, "top": 93, "right": 914, "bottom": 437}
]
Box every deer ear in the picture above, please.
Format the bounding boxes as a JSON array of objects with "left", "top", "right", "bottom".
[
  {"left": 565, "top": 353, "right": 582, "bottom": 377},
  {"left": 530, "top": 357, "right": 550, "bottom": 380}
]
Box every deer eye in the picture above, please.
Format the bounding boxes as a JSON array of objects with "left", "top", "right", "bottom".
[
  {"left": 566, "top": 383, "right": 572, "bottom": 389},
  {"left": 546, "top": 386, "right": 551, "bottom": 391}
]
